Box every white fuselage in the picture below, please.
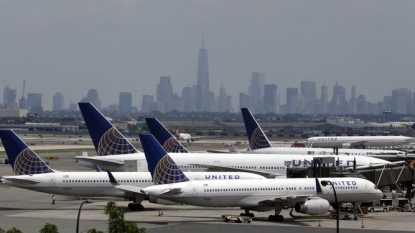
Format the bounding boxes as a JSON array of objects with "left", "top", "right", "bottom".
[
  {"left": 142, "top": 177, "right": 383, "bottom": 208},
  {"left": 1, "top": 171, "right": 265, "bottom": 197},
  {"left": 242, "top": 147, "right": 407, "bottom": 159},
  {"left": 76, "top": 152, "right": 394, "bottom": 173},
  {"left": 306, "top": 136, "right": 414, "bottom": 148}
]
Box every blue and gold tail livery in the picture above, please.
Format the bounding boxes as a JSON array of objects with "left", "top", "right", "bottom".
[
  {"left": 0, "top": 130, "right": 54, "bottom": 175},
  {"left": 145, "top": 118, "right": 188, "bottom": 153},
  {"left": 78, "top": 102, "right": 138, "bottom": 155},
  {"left": 403, "top": 122, "right": 415, "bottom": 138},
  {"left": 241, "top": 108, "right": 272, "bottom": 150},
  {"left": 138, "top": 134, "right": 189, "bottom": 185}
]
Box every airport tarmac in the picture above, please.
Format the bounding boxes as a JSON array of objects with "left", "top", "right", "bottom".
[{"left": 0, "top": 152, "right": 414, "bottom": 232}]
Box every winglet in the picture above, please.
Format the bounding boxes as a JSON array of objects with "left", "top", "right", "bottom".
[
  {"left": 241, "top": 108, "right": 272, "bottom": 150},
  {"left": 94, "top": 164, "right": 102, "bottom": 172},
  {"left": 0, "top": 130, "right": 54, "bottom": 175},
  {"left": 403, "top": 122, "right": 415, "bottom": 138},
  {"left": 316, "top": 178, "right": 323, "bottom": 195},
  {"left": 145, "top": 118, "right": 189, "bottom": 153},
  {"left": 107, "top": 170, "right": 119, "bottom": 186},
  {"left": 139, "top": 133, "right": 190, "bottom": 185},
  {"left": 78, "top": 102, "right": 138, "bottom": 155}
]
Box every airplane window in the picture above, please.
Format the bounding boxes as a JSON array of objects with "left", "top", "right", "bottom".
[{"left": 374, "top": 186, "right": 378, "bottom": 190}]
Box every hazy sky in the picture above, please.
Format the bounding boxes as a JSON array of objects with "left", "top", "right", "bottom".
[{"left": 1, "top": 1, "right": 415, "bottom": 110}]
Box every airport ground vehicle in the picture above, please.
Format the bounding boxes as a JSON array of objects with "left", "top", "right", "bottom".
[
  {"left": 330, "top": 211, "right": 359, "bottom": 220},
  {"left": 368, "top": 206, "right": 390, "bottom": 212},
  {"left": 221, "top": 214, "right": 252, "bottom": 223}
]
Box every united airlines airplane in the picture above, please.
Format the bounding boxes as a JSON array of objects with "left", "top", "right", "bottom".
[
  {"left": 305, "top": 123, "right": 415, "bottom": 149},
  {"left": 0, "top": 130, "right": 265, "bottom": 210},
  {"left": 77, "top": 103, "right": 402, "bottom": 175},
  {"left": 241, "top": 108, "right": 407, "bottom": 159},
  {"left": 108, "top": 134, "right": 383, "bottom": 221}
]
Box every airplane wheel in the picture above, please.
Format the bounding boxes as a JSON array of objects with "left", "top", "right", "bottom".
[
  {"left": 128, "top": 203, "right": 135, "bottom": 210},
  {"left": 136, "top": 204, "right": 144, "bottom": 211}
]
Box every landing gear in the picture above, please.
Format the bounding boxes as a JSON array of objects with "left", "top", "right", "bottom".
[
  {"left": 268, "top": 203, "right": 284, "bottom": 221},
  {"left": 240, "top": 208, "right": 255, "bottom": 218},
  {"left": 268, "top": 215, "right": 284, "bottom": 221},
  {"left": 128, "top": 203, "right": 144, "bottom": 211}
]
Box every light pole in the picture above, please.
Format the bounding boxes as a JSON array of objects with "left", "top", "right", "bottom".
[
  {"left": 321, "top": 180, "right": 339, "bottom": 233},
  {"left": 76, "top": 199, "right": 93, "bottom": 233}
]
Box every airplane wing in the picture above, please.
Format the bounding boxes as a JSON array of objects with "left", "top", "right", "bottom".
[
  {"left": 189, "top": 164, "right": 284, "bottom": 178},
  {"left": 1, "top": 176, "right": 40, "bottom": 184},
  {"left": 75, "top": 156, "right": 125, "bottom": 165},
  {"left": 355, "top": 161, "right": 406, "bottom": 170},
  {"left": 259, "top": 195, "right": 315, "bottom": 205},
  {"left": 113, "top": 185, "right": 146, "bottom": 194}
]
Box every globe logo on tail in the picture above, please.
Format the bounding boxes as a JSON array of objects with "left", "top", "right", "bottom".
[
  {"left": 97, "top": 128, "right": 137, "bottom": 155},
  {"left": 250, "top": 128, "right": 270, "bottom": 149},
  {"left": 153, "top": 155, "right": 189, "bottom": 185},
  {"left": 404, "top": 127, "right": 415, "bottom": 137},
  {"left": 14, "top": 148, "right": 54, "bottom": 175},
  {"left": 162, "top": 137, "right": 188, "bottom": 153}
]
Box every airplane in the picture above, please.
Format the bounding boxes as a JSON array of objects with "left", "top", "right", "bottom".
[
  {"left": 108, "top": 134, "right": 383, "bottom": 221},
  {"left": 305, "top": 122, "right": 415, "bottom": 149},
  {"left": 76, "top": 103, "right": 403, "bottom": 175},
  {"left": 175, "top": 127, "right": 194, "bottom": 142},
  {"left": 0, "top": 129, "right": 266, "bottom": 210},
  {"left": 240, "top": 108, "right": 408, "bottom": 159}
]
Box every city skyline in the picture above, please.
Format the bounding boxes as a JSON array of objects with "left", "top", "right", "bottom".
[{"left": 1, "top": 1, "right": 415, "bottom": 110}]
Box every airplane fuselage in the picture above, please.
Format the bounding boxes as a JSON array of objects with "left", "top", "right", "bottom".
[
  {"left": 306, "top": 136, "right": 414, "bottom": 148},
  {"left": 142, "top": 177, "right": 382, "bottom": 208},
  {"left": 242, "top": 147, "right": 407, "bottom": 158},
  {"left": 77, "top": 152, "right": 394, "bottom": 174},
  {"left": 1, "top": 171, "right": 265, "bottom": 198}
]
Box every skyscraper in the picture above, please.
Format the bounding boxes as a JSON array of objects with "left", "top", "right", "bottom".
[
  {"left": 181, "top": 85, "right": 197, "bottom": 112},
  {"left": 81, "top": 89, "right": 101, "bottom": 109},
  {"left": 264, "top": 84, "right": 277, "bottom": 113},
  {"left": 391, "top": 88, "right": 412, "bottom": 114},
  {"left": 286, "top": 87, "right": 298, "bottom": 114},
  {"left": 196, "top": 42, "right": 209, "bottom": 112},
  {"left": 300, "top": 81, "right": 316, "bottom": 101},
  {"left": 239, "top": 93, "right": 251, "bottom": 109},
  {"left": 156, "top": 76, "right": 173, "bottom": 112},
  {"left": 217, "top": 84, "right": 228, "bottom": 112},
  {"left": 119, "top": 92, "right": 132, "bottom": 114},
  {"left": 53, "top": 92, "right": 64, "bottom": 111},
  {"left": 3, "top": 86, "right": 17, "bottom": 109},
  {"left": 249, "top": 72, "right": 265, "bottom": 113},
  {"left": 27, "top": 93, "right": 42, "bottom": 114}
]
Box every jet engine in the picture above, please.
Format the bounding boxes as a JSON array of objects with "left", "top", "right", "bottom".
[
  {"left": 341, "top": 143, "right": 352, "bottom": 148},
  {"left": 294, "top": 198, "right": 330, "bottom": 215}
]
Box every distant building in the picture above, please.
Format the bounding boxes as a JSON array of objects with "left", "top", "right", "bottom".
[
  {"left": 264, "top": 84, "right": 277, "bottom": 113},
  {"left": 119, "top": 92, "right": 132, "bottom": 113},
  {"left": 80, "top": 89, "right": 101, "bottom": 109},
  {"left": 53, "top": 92, "right": 64, "bottom": 111},
  {"left": 3, "top": 86, "right": 17, "bottom": 109},
  {"left": 156, "top": 76, "right": 173, "bottom": 112},
  {"left": 300, "top": 81, "right": 316, "bottom": 101},
  {"left": 181, "top": 85, "right": 197, "bottom": 112},
  {"left": 0, "top": 109, "right": 28, "bottom": 117},
  {"left": 286, "top": 87, "right": 298, "bottom": 114},
  {"left": 249, "top": 72, "right": 265, "bottom": 113},
  {"left": 391, "top": 88, "right": 412, "bottom": 114},
  {"left": 239, "top": 92, "right": 251, "bottom": 109},
  {"left": 196, "top": 43, "right": 209, "bottom": 112},
  {"left": 27, "top": 93, "right": 43, "bottom": 114}
]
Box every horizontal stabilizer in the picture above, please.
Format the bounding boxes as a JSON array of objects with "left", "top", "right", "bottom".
[{"left": 2, "top": 176, "right": 40, "bottom": 184}]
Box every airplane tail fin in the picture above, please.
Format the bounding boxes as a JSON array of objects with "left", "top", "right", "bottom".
[
  {"left": 315, "top": 178, "right": 323, "bottom": 195},
  {"left": 241, "top": 108, "right": 272, "bottom": 150},
  {"left": 145, "top": 118, "right": 189, "bottom": 153},
  {"left": 402, "top": 122, "right": 415, "bottom": 137},
  {"left": 138, "top": 133, "right": 189, "bottom": 185},
  {"left": 0, "top": 130, "right": 54, "bottom": 175},
  {"left": 78, "top": 102, "right": 138, "bottom": 155}
]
